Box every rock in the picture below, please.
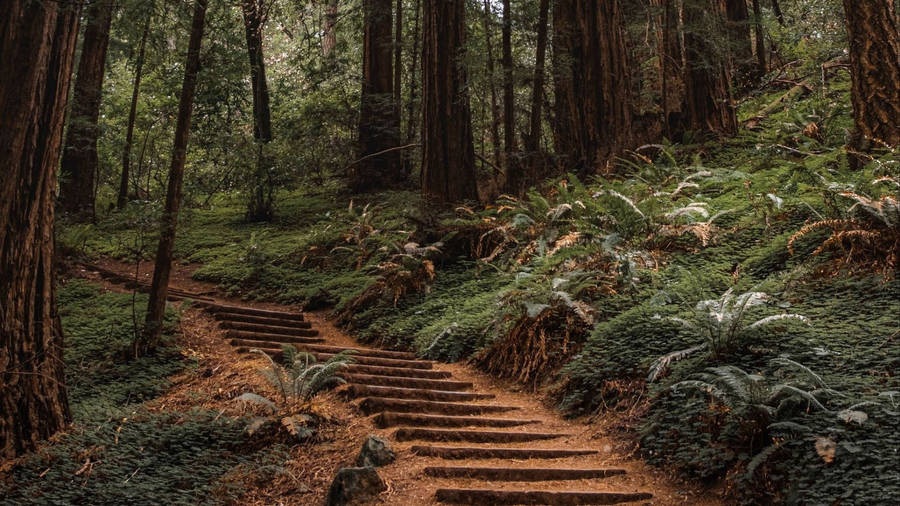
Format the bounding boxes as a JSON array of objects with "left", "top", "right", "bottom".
[
  {"left": 355, "top": 435, "right": 395, "bottom": 468},
  {"left": 326, "top": 467, "right": 387, "bottom": 506}
]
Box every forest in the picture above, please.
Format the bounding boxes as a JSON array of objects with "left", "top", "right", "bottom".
[{"left": 1, "top": 0, "right": 898, "bottom": 504}]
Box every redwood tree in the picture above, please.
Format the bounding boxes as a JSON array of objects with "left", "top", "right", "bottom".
[
  {"left": 1, "top": 0, "right": 80, "bottom": 458},
  {"left": 59, "top": 0, "right": 114, "bottom": 220},
  {"left": 352, "top": 0, "right": 402, "bottom": 191},
  {"left": 141, "top": 0, "right": 208, "bottom": 354},
  {"left": 683, "top": 0, "right": 737, "bottom": 137},
  {"left": 552, "top": 0, "right": 633, "bottom": 175},
  {"left": 421, "top": 0, "right": 478, "bottom": 203},
  {"left": 841, "top": 0, "right": 900, "bottom": 162},
  {"left": 501, "top": 0, "right": 523, "bottom": 195},
  {"left": 724, "top": 0, "right": 754, "bottom": 83}
]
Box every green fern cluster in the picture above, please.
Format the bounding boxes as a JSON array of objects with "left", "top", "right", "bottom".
[{"left": 251, "top": 346, "right": 356, "bottom": 404}]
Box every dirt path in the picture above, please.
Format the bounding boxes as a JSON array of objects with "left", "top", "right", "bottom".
[{"left": 74, "top": 260, "right": 722, "bottom": 505}]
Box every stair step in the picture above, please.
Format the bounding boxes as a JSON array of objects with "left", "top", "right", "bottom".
[
  {"left": 349, "top": 385, "right": 494, "bottom": 402},
  {"left": 343, "top": 374, "right": 471, "bottom": 391},
  {"left": 228, "top": 331, "right": 323, "bottom": 345},
  {"left": 221, "top": 321, "right": 318, "bottom": 337},
  {"left": 424, "top": 467, "right": 626, "bottom": 482},
  {"left": 411, "top": 446, "right": 598, "bottom": 460},
  {"left": 374, "top": 412, "right": 538, "bottom": 429},
  {"left": 394, "top": 428, "right": 566, "bottom": 443},
  {"left": 215, "top": 312, "right": 313, "bottom": 328},
  {"left": 199, "top": 302, "right": 304, "bottom": 320},
  {"left": 324, "top": 354, "right": 433, "bottom": 369},
  {"left": 358, "top": 397, "right": 517, "bottom": 416},
  {"left": 346, "top": 364, "right": 451, "bottom": 379},
  {"left": 435, "top": 489, "right": 653, "bottom": 505},
  {"left": 298, "top": 345, "right": 417, "bottom": 360}
]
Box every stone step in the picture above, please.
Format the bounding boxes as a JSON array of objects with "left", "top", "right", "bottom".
[
  {"left": 214, "top": 312, "right": 313, "bottom": 328},
  {"left": 435, "top": 489, "right": 653, "bottom": 505},
  {"left": 358, "top": 397, "right": 517, "bottom": 416},
  {"left": 199, "top": 301, "right": 304, "bottom": 320},
  {"left": 424, "top": 467, "right": 627, "bottom": 482},
  {"left": 348, "top": 385, "right": 494, "bottom": 402},
  {"left": 343, "top": 374, "right": 472, "bottom": 391},
  {"left": 410, "top": 446, "right": 598, "bottom": 460},
  {"left": 373, "top": 412, "right": 538, "bottom": 429},
  {"left": 228, "top": 330, "right": 324, "bottom": 345},
  {"left": 346, "top": 364, "right": 451, "bottom": 379},
  {"left": 394, "top": 428, "right": 566, "bottom": 444},
  {"left": 221, "top": 320, "right": 317, "bottom": 337}
]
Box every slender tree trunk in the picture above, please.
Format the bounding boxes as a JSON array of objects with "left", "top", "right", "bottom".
[
  {"left": 841, "top": 0, "right": 900, "bottom": 164},
  {"left": 394, "top": 0, "right": 403, "bottom": 120},
  {"left": 481, "top": 0, "right": 502, "bottom": 170},
  {"left": 119, "top": 12, "right": 152, "bottom": 210},
  {"left": 242, "top": 0, "right": 275, "bottom": 221},
  {"left": 421, "top": 0, "right": 478, "bottom": 203},
  {"left": 724, "top": 0, "right": 754, "bottom": 84},
  {"left": 553, "top": 0, "right": 633, "bottom": 175},
  {"left": 751, "top": 0, "right": 766, "bottom": 76},
  {"left": 59, "top": 0, "right": 114, "bottom": 221},
  {"left": 405, "top": 0, "right": 421, "bottom": 174},
  {"left": 526, "top": 0, "right": 550, "bottom": 155},
  {"left": 771, "top": 0, "right": 785, "bottom": 26},
  {"left": 0, "top": 0, "right": 80, "bottom": 458},
  {"left": 352, "top": 0, "right": 402, "bottom": 191},
  {"left": 683, "top": 0, "right": 737, "bottom": 137},
  {"left": 501, "top": 0, "right": 522, "bottom": 195},
  {"left": 323, "top": 0, "right": 338, "bottom": 58},
  {"left": 141, "top": 0, "right": 208, "bottom": 355}
]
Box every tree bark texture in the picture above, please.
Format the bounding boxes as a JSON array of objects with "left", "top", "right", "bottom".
[
  {"left": 841, "top": 0, "right": 900, "bottom": 157},
  {"left": 552, "top": 0, "right": 633, "bottom": 175},
  {"left": 421, "top": 0, "right": 478, "bottom": 203},
  {"left": 502, "top": 0, "right": 522, "bottom": 195},
  {"left": 724, "top": 0, "right": 754, "bottom": 83},
  {"left": 142, "top": 0, "right": 208, "bottom": 354},
  {"left": 352, "top": 0, "right": 402, "bottom": 191},
  {"left": 59, "top": 0, "right": 114, "bottom": 220},
  {"left": 751, "top": 0, "right": 767, "bottom": 76},
  {"left": 683, "top": 0, "right": 737, "bottom": 137},
  {"left": 323, "top": 0, "right": 338, "bottom": 57},
  {"left": 1, "top": 0, "right": 81, "bottom": 458},
  {"left": 119, "top": 12, "right": 152, "bottom": 209}
]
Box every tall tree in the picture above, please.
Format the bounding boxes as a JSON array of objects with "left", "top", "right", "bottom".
[
  {"left": 552, "top": 0, "right": 633, "bottom": 175},
  {"left": 59, "top": 0, "right": 114, "bottom": 220},
  {"left": 119, "top": 11, "right": 153, "bottom": 210},
  {"left": 526, "top": 0, "right": 550, "bottom": 156},
  {"left": 394, "top": 0, "right": 403, "bottom": 122},
  {"left": 141, "top": 0, "right": 208, "bottom": 354},
  {"left": 481, "top": 0, "right": 502, "bottom": 169},
  {"left": 501, "top": 0, "right": 522, "bottom": 195},
  {"left": 751, "top": 0, "right": 767, "bottom": 76},
  {"left": 841, "top": 0, "right": 900, "bottom": 165},
  {"left": 683, "top": 0, "right": 737, "bottom": 137},
  {"left": 323, "top": 0, "right": 338, "bottom": 57},
  {"left": 1, "top": 0, "right": 80, "bottom": 458},
  {"left": 351, "top": 0, "right": 402, "bottom": 191},
  {"left": 242, "top": 0, "right": 275, "bottom": 221},
  {"left": 654, "top": 0, "right": 687, "bottom": 139},
  {"left": 724, "top": 0, "right": 754, "bottom": 83},
  {"left": 405, "top": 0, "right": 421, "bottom": 146},
  {"left": 421, "top": 0, "right": 478, "bottom": 203}
]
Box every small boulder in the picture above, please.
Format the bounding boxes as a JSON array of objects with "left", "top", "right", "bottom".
[
  {"left": 326, "top": 466, "right": 387, "bottom": 506},
  {"left": 355, "top": 435, "right": 395, "bottom": 468}
]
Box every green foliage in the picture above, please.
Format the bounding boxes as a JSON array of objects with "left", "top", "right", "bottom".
[{"left": 250, "top": 346, "right": 356, "bottom": 404}]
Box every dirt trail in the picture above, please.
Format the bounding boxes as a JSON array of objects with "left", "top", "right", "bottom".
[{"left": 74, "top": 259, "right": 721, "bottom": 505}]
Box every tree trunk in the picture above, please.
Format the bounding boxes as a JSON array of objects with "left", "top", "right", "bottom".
[
  {"left": 323, "top": 0, "right": 338, "bottom": 58},
  {"left": 141, "top": 0, "right": 208, "bottom": 355},
  {"left": 751, "top": 0, "right": 766, "bottom": 76},
  {"left": 242, "top": 0, "right": 275, "bottom": 221},
  {"left": 119, "top": 12, "right": 152, "bottom": 210},
  {"left": 0, "top": 0, "right": 80, "bottom": 458},
  {"left": 421, "top": 0, "right": 478, "bottom": 203},
  {"left": 771, "top": 0, "right": 785, "bottom": 26},
  {"left": 683, "top": 0, "right": 737, "bottom": 137},
  {"left": 481, "top": 0, "right": 502, "bottom": 170},
  {"left": 352, "top": 0, "right": 402, "bottom": 191},
  {"left": 552, "top": 0, "right": 633, "bottom": 175},
  {"left": 655, "top": 0, "right": 686, "bottom": 140},
  {"left": 59, "top": 0, "right": 114, "bottom": 221},
  {"left": 405, "top": 0, "right": 421, "bottom": 145},
  {"left": 501, "top": 0, "right": 522, "bottom": 195},
  {"left": 724, "top": 0, "right": 754, "bottom": 84},
  {"left": 841, "top": 0, "right": 900, "bottom": 164},
  {"left": 526, "top": 0, "right": 550, "bottom": 154},
  {"left": 394, "top": 0, "right": 403, "bottom": 121}
]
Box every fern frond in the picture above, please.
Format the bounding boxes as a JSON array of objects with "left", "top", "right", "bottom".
[
  {"left": 745, "top": 313, "right": 810, "bottom": 330},
  {"left": 648, "top": 344, "right": 706, "bottom": 382}
]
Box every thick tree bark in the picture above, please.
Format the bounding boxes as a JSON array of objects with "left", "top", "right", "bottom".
[
  {"left": 141, "top": 0, "right": 208, "bottom": 354},
  {"left": 683, "top": 0, "right": 737, "bottom": 137},
  {"left": 421, "top": 0, "right": 478, "bottom": 203},
  {"left": 526, "top": 0, "right": 550, "bottom": 155},
  {"left": 501, "top": 0, "right": 522, "bottom": 195},
  {"left": 242, "top": 0, "right": 275, "bottom": 221},
  {"left": 59, "top": 0, "right": 114, "bottom": 221},
  {"left": 119, "top": 12, "right": 152, "bottom": 210},
  {"left": 552, "top": 0, "right": 633, "bottom": 175},
  {"left": 841, "top": 0, "right": 900, "bottom": 162},
  {"left": 751, "top": 0, "right": 766, "bottom": 76},
  {"left": 481, "top": 0, "right": 502, "bottom": 170},
  {"left": 724, "top": 0, "right": 754, "bottom": 83},
  {"left": 323, "top": 0, "right": 338, "bottom": 57},
  {"left": 0, "top": 0, "right": 80, "bottom": 458},
  {"left": 352, "top": 0, "right": 402, "bottom": 191}
]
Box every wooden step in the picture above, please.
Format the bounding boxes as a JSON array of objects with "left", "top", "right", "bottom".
[
  {"left": 411, "top": 446, "right": 598, "bottom": 460},
  {"left": 435, "top": 489, "right": 653, "bottom": 505},
  {"left": 394, "top": 428, "right": 566, "bottom": 443},
  {"left": 358, "top": 397, "right": 517, "bottom": 416},
  {"left": 221, "top": 321, "right": 318, "bottom": 337},
  {"left": 343, "top": 374, "right": 472, "bottom": 391},
  {"left": 298, "top": 344, "right": 417, "bottom": 361},
  {"left": 424, "top": 467, "right": 627, "bottom": 481},
  {"left": 228, "top": 331, "right": 323, "bottom": 345},
  {"left": 373, "top": 412, "right": 538, "bottom": 429},
  {"left": 199, "top": 302, "right": 304, "bottom": 320},
  {"left": 215, "top": 312, "right": 313, "bottom": 328},
  {"left": 322, "top": 354, "right": 433, "bottom": 369},
  {"left": 345, "top": 364, "right": 451, "bottom": 379},
  {"left": 348, "top": 385, "right": 494, "bottom": 402}
]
